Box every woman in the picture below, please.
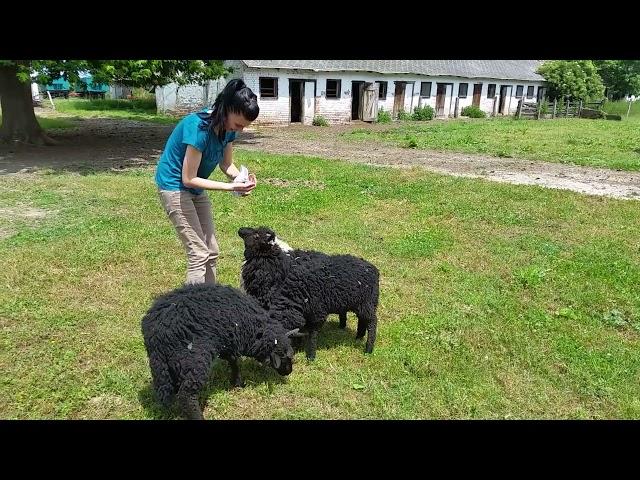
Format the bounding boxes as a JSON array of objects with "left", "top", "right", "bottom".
[{"left": 155, "top": 79, "right": 259, "bottom": 285}]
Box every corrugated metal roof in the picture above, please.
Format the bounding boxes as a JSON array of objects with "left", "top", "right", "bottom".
[{"left": 241, "top": 60, "right": 545, "bottom": 81}]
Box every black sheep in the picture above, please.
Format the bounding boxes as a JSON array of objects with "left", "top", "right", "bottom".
[
  {"left": 238, "top": 226, "right": 380, "bottom": 360},
  {"left": 141, "top": 283, "right": 300, "bottom": 420}
]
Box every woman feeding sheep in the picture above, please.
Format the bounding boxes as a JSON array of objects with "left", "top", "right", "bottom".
[{"left": 155, "top": 79, "right": 259, "bottom": 285}]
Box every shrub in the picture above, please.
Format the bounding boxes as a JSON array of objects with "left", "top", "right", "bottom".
[
  {"left": 312, "top": 115, "right": 329, "bottom": 126},
  {"left": 397, "top": 110, "right": 411, "bottom": 121},
  {"left": 377, "top": 108, "right": 392, "bottom": 123},
  {"left": 411, "top": 105, "right": 435, "bottom": 121},
  {"left": 461, "top": 105, "right": 486, "bottom": 118}
]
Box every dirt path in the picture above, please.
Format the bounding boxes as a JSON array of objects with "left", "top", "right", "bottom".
[
  {"left": 237, "top": 124, "right": 640, "bottom": 200},
  {"left": 1, "top": 117, "right": 638, "bottom": 200},
  {"left": 0, "top": 117, "right": 174, "bottom": 174}
]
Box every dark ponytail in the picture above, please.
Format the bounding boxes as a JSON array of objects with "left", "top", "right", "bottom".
[{"left": 197, "top": 79, "right": 259, "bottom": 143}]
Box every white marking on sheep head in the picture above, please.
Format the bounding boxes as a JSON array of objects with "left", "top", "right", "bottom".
[{"left": 274, "top": 237, "right": 293, "bottom": 252}]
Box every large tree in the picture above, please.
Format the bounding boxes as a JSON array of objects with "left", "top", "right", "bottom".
[
  {"left": 0, "top": 60, "right": 230, "bottom": 145},
  {"left": 536, "top": 60, "right": 605, "bottom": 101},
  {"left": 594, "top": 60, "right": 640, "bottom": 100}
]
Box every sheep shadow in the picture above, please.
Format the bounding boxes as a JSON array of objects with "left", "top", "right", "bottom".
[
  {"left": 290, "top": 313, "right": 371, "bottom": 357},
  {"left": 138, "top": 357, "right": 289, "bottom": 420}
]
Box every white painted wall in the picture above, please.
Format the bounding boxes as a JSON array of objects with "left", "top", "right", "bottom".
[
  {"left": 31, "top": 83, "right": 41, "bottom": 102},
  {"left": 109, "top": 84, "right": 132, "bottom": 99},
  {"left": 155, "top": 60, "right": 246, "bottom": 115},
  {"left": 404, "top": 77, "right": 544, "bottom": 117},
  {"left": 303, "top": 81, "right": 315, "bottom": 125},
  {"left": 156, "top": 62, "right": 545, "bottom": 122}
]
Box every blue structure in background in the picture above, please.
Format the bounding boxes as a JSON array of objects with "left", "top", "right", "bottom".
[{"left": 42, "top": 74, "right": 109, "bottom": 99}]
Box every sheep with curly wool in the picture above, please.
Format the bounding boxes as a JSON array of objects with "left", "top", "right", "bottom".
[
  {"left": 238, "top": 226, "right": 380, "bottom": 360},
  {"left": 141, "top": 283, "right": 300, "bottom": 420}
]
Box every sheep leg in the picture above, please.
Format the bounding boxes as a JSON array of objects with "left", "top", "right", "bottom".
[
  {"left": 227, "top": 356, "right": 245, "bottom": 388},
  {"left": 364, "top": 314, "right": 377, "bottom": 354},
  {"left": 175, "top": 350, "right": 212, "bottom": 420},
  {"left": 356, "top": 309, "right": 378, "bottom": 354},
  {"left": 339, "top": 311, "right": 347, "bottom": 329},
  {"left": 177, "top": 389, "right": 205, "bottom": 420},
  {"left": 305, "top": 328, "right": 320, "bottom": 361},
  {"left": 356, "top": 316, "right": 368, "bottom": 339}
]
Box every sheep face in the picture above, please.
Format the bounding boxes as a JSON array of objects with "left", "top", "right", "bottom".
[
  {"left": 262, "top": 334, "right": 295, "bottom": 376},
  {"left": 238, "top": 227, "right": 281, "bottom": 258}
]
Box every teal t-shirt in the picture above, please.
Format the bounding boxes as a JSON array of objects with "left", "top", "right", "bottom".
[{"left": 155, "top": 110, "right": 237, "bottom": 195}]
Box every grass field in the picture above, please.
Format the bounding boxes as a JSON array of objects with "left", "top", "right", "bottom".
[
  {"left": 1, "top": 150, "right": 638, "bottom": 419},
  {"left": 0, "top": 115, "right": 77, "bottom": 130},
  {"left": 41, "top": 98, "right": 177, "bottom": 125},
  {"left": 342, "top": 116, "right": 640, "bottom": 171}
]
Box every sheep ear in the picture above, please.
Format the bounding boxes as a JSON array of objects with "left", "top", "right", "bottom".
[
  {"left": 285, "top": 328, "right": 301, "bottom": 337},
  {"left": 238, "top": 227, "right": 254, "bottom": 239},
  {"left": 270, "top": 353, "right": 281, "bottom": 369},
  {"left": 288, "top": 330, "right": 307, "bottom": 338}
]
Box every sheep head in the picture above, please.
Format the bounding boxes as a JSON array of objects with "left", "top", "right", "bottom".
[
  {"left": 260, "top": 328, "right": 302, "bottom": 376},
  {"left": 238, "top": 226, "right": 281, "bottom": 258}
]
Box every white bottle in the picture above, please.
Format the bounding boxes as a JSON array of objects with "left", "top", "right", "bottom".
[{"left": 232, "top": 165, "right": 250, "bottom": 196}]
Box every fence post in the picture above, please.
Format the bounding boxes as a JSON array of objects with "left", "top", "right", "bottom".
[
  {"left": 454, "top": 97, "right": 459, "bottom": 118},
  {"left": 536, "top": 98, "right": 542, "bottom": 120},
  {"left": 47, "top": 91, "right": 56, "bottom": 110},
  {"left": 578, "top": 100, "right": 583, "bottom": 118},
  {"left": 565, "top": 97, "right": 569, "bottom": 117},
  {"left": 552, "top": 98, "right": 557, "bottom": 119},
  {"left": 516, "top": 99, "right": 522, "bottom": 119},
  {"left": 627, "top": 99, "right": 633, "bottom": 118}
]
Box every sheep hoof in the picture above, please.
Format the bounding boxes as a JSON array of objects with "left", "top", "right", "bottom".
[
  {"left": 306, "top": 354, "right": 316, "bottom": 361},
  {"left": 232, "top": 380, "right": 246, "bottom": 388}
]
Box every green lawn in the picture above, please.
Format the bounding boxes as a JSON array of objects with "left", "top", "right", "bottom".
[
  {"left": 342, "top": 117, "right": 640, "bottom": 171},
  {"left": 602, "top": 99, "right": 640, "bottom": 118},
  {"left": 1, "top": 150, "right": 638, "bottom": 419},
  {"left": 0, "top": 115, "right": 77, "bottom": 130},
  {"left": 44, "top": 98, "right": 178, "bottom": 125}
]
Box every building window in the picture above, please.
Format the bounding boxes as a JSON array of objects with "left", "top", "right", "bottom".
[
  {"left": 259, "top": 77, "right": 278, "bottom": 98},
  {"left": 420, "top": 81, "right": 432, "bottom": 97},
  {"left": 377, "top": 81, "right": 388, "bottom": 99},
  {"left": 487, "top": 84, "right": 496, "bottom": 98},
  {"left": 516, "top": 85, "right": 524, "bottom": 98},
  {"left": 326, "top": 79, "right": 341, "bottom": 98},
  {"left": 458, "top": 83, "right": 468, "bottom": 98},
  {"left": 527, "top": 86, "right": 534, "bottom": 98}
]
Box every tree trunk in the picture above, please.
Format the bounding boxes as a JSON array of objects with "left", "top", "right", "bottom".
[{"left": 0, "top": 62, "right": 57, "bottom": 145}]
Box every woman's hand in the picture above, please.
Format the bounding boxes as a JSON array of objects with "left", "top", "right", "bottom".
[
  {"left": 240, "top": 173, "right": 257, "bottom": 196},
  {"left": 230, "top": 178, "right": 256, "bottom": 194}
]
